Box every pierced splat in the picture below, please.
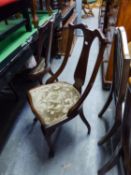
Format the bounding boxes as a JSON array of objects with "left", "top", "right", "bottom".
[{"left": 71, "top": 24, "right": 106, "bottom": 94}]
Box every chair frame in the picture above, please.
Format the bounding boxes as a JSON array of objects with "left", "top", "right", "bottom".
[
  {"left": 98, "top": 84, "right": 131, "bottom": 175},
  {"left": 98, "top": 27, "right": 131, "bottom": 146},
  {"left": 98, "top": 27, "right": 131, "bottom": 175},
  {"left": 28, "top": 23, "right": 106, "bottom": 157},
  {"left": 27, "top": 15, "right": 56, "bottom": 84}
]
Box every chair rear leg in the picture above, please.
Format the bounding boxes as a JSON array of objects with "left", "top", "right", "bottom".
[
  {"left": 41, "top": 126, "right": 55, "bottom": 158},
  {"left": 33, "top": 118, "right": 38, "bottom": 124},
  {"left": 22, "top": 8, "right": 32, "bottom": 31},
  {"left": 48, "top": 70, "right": 58, "bottom": 82},
  {"left": 98, "top": 88, "right": 113, "bottom": 118},
  {"left": 98, "top": 121, "right": 121, "bottom": 145},
  {"left": 79, "top": 108, "right": 91, "bottom": 135},
  {"left": 98, "top": 143, "right": 122, "bottom": 175}
]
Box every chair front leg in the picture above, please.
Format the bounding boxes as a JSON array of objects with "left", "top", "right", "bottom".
[
  {"left": 41, "top": 125, "right": 55, "bottom": 158},
  {"left": 98, "top": 121, "right": 121, "bottom": 145},
  {"left": 22, "top": 8, "right": 32, "bottom": 31},
  {"left": 31, "top": 0, "right": 39, "bottom": 27},
  {"left": 79, "top": 108, "right": 91, "bottom": 135},
  {"left": 45, "top": 0, "right": 52, "bottom": 14},
  {"left": 98, "top": 86, "right": 113, "bottom": 118}
]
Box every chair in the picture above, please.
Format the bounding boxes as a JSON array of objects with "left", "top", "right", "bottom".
[
  {"left": 27, "top": 23, "right": 106, "bottom": 157},
  {"left": 98, "top": 83, "right": 131, "bottom": 175},
  {"left": 121, "top": 81, "right": 131, "bottom": 175},
  {"left": 26, "top": 15, "right": 56, "bottom": 84},
  {"left": 0, "top": 0, "right": 32, "bottom": 41},
  {"left": 98, "top": 27, "right": 131, "bottom": 146},
  {"left": 98, "top": 27, "right": 131, "bottom": 175}
]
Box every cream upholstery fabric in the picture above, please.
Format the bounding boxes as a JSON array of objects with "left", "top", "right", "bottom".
[
  {"left": 30, "top": 59, "right": 45, "bottom": 75},
  {"left": 28, "top": 82, "right": 80, "bottom": 126}
]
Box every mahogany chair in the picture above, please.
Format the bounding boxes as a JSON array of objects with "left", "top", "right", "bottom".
[
  {"left": 98, "top": 27, "right": 131, "bottom": 175},
  {"left": 26, "top": 15, "right": 56, "bottom": 84},
  {"left": 27, "top": 23, "right": 106, "bottom": 157},
  {"left": 98, "top": 27, "right": 131, "bottom": 146},
  {"left": 121, "top": 81, "right": 131, "bottom": 175},
  {"left": 98, "top": 83, "right": 131, "bottom": 175}
]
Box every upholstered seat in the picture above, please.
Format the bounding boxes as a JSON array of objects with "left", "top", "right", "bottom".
[{"left": 28, "top": 82, "right": 80, "bottom": 127}]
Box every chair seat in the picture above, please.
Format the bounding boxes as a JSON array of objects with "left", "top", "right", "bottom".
[
  {"left": 29, "top": 59, "right": 46, "bottom": 76},
  {"left": 28, "top": 82, "right": 80, "bottom": 127},
  {"left": 0, "top": 0, "right": 17, "bottom": 7}
]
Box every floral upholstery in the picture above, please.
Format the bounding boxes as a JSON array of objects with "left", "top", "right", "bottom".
[
  {"left": 30, "top": 58, "right": 45, "bottom": 75},
  {"left": 28, "top": 82, "right": 80, "bottom": 127}
]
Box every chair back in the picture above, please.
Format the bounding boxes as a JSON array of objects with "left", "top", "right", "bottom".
[
  {"left": 36, "top": 15, "right": 56, "bottom": 65},
  {"left": 115, "top": 27, "right": 131, "bottom": 175},
  {"left": 72, "top": 24, "right": 106, "bottom": 93},
  {"left": 68, "top": 24, "right": 106, "bottom": 114},
  {"left": 122, "top": 83, "right": 131, "bottom": 175},
  {"left": 46, "top": 23, "right": 106, "bottom": 114},
  {"left": 112, "top": 27, "right": 131, "bottom": 106}
]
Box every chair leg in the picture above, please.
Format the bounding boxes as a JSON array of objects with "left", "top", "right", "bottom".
[
  {"left": 98, "top": 88, "right": 113, "bottom": 118},
  {"left": 33, "top": 118, "right": 38, "bottom": 124},
  {"left": 41, "top": 126, "right": 55, "bottom": 158},
  {"left": 98, "top": 121, "right": 121, "bottom": 145},
  {"left": 48, "top": 69, "right": 58, "bottom": 82},
  {"left": 39, "top": 0, "right": 43, "bottom": 10},
  {"left": 98, "top": 143, "right": 122, "bottom": 175},
  {"left": 22, "top": 8, "right": 32, "bottom": 31},
  {"left": 79, "top": 108, "right": 91, "bottom": 135}
]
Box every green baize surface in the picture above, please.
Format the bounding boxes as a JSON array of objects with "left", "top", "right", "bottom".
[{"left": 0, "top": 13, "right": 53, "bottom": 62}]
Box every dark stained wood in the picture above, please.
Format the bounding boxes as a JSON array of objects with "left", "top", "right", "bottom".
[
  {"left": 98, "top": 27, "right": 131, "bottom": 145},
  {"left": 121, "top": 82, "right": 131, "bottom": 175},
  {"left": 31, "top": 0, "right": 39, "bottom": 27},
  {"left": 58, "top": 12, "right": 77, "bottom": 56},
  {"left": 28, "top": 23, "right": 106, "bottom": 157},
  {"left": 100, "top": 0, "right": 131, "bottom": 89},
  {"left": 98, "top": 27, "right": 131, "bottom": 175},
  {"left": 27, "top": 16, "right": 56, "bottom": 83},
  {"left": 98, "top": 83, "right": 131, "bottom": 175}
]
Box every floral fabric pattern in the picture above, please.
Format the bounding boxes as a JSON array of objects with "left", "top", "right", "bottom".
[{"left": 29, "top": 82, "right": 80, "bottom": 126}]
